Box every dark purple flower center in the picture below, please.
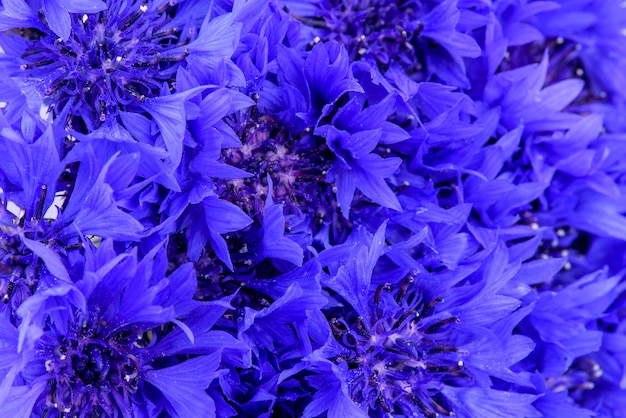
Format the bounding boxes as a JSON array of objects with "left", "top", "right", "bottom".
[
  {"left": 329, "top": 278, "right": 468, "bottom": 417},
  {"left": 18, "top": 1, "right": 190, "bottom": 130},
  {"left": 220, "top": 109, "right": 356, "bottom": 242},
  {"left": 288, "top": 0, "right": 423, "bottom": 69},
  {"left": 221, "top": 113, "right": 325, "bottom": 214},
  {"left": 40, "top": 316, "right": 148, "bottom": 415}
]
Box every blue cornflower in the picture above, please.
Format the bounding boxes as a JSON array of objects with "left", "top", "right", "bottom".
[
  {"left": 0, "top": 0, "right": 241, "bottom": 174},
  {"left": 305, "top": 223, "right": 540, "bottom": 417},
  {"left": 0, "top": 239, "right": 246, "bottom": 417},
  {"left": 1, "top": 1, "right": 192, "bottom": 126},
  {"left": 250, "top": 41, "right": 410, "bottom": 230},
  {"left": 215, "top": 39, "right": 406, "bottom": 254}
]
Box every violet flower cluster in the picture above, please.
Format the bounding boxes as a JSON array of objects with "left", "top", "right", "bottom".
[{"left": 1, "top": 0, "right": 625, "bottom": 416}]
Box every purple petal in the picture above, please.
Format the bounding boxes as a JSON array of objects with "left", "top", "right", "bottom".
[
  {"left": 20, "top": 236, "right": 70, "bottom": 283},
  {"left": 59, "top": 0, "right": 106, "bottom": 13},
  {"left": 0, "top": 382, "right": 47, "bottom": 417},
  {"left": 42, "top": 0, "right": 71, "bottom": 40},
  {"left": 141, "top": 87, "right": 206, "bottom": 169},
  {"left": 144, "top": 354, "right": 221, "bottom": 418}
]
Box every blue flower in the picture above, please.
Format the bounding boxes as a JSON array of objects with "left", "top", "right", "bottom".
[
  {"left": 0, "top": 239, "right": 245, "bottom": 417},
  {"left": 0, "top": 1, "right": 241, "bottom": 176},
  {"left": 1, "top": 2, "right": 190, "bottom": 126},
  {"left": 304, "top": 223, "right": 540, "bottom": 417}
]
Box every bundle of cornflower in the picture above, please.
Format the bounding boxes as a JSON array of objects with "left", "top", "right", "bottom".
[{"left": 1, "top": 0, "right": 626, "bottom": 416}]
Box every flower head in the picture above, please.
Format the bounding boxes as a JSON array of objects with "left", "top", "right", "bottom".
[
  {"left": 0, "top": 238, "right": 242, "bottom": 417},
  {"left": 3, "top": 2, "right": 192, "bottom": 127},
  {"left": 305, "top": 223, "right": 540, "bottom": 417}
]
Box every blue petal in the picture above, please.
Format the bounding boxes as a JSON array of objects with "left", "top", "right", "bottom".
[
  {"left": 42, "top": 0, "right": 71, "bottom": 40},
  {"left": 251, "top": 176, "right": 303, "bottom": 266},
  {"left": 20, "top": 236, "right": 70, "bottom": 283},
  {"left": 0, "top": 381, "right": 47, "bottom": 417},
  {"left": 154, "top": 262, "right": 197, "bottom": 316},
  {"left": 144, "top": 353, "right": 221, "bottom": 418},
  {"left": 0, "top": 0, "right": 37, "bottom": 28},
  {"left": 184, "top": 13, "right": 241, "bottom": 69},
  {"left": 2, "top": 123, "right": 62, "bottom": 218},
  {"left": 354, "top": 156, "right": 402, "bottom": 211},
  {"left": 323, "top": 221, "right": 387, "bottom": 321},
  {"left": 204, "top": 196, "right": 253, "bottom": 235},
  {"left": 68, "top": 156, "right": 144, "bottom": 240},
  {"left": 302, "top": 363, "right": 367, "bottom": 418},
  {"left": 140, "top": 87, "right": 206, "bottom": 169},
  {"left": 442, "top": 387, "right": 541, "bottom": 418},
  {"left": 59, "top": 0, "right": 106, "bottom": 13}
]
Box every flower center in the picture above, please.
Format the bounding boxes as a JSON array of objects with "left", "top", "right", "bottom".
[
  {"left": 18, "top": 1, "right": 190, "bottom": 129},
  {"left": 220, "top": 109, "right": 356, "bottom": 241},
  {"left": 329, "top": 278, "right": 468, "bottom": 416},
  {"left": 41, "top": 317, "right": 145, "bottom": 415},
  {"left": 546, "top": 357, "right": 603, "bottom": 393},
  {"left": 289, "top": 0, "right": 422, "bottom": 69}
]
